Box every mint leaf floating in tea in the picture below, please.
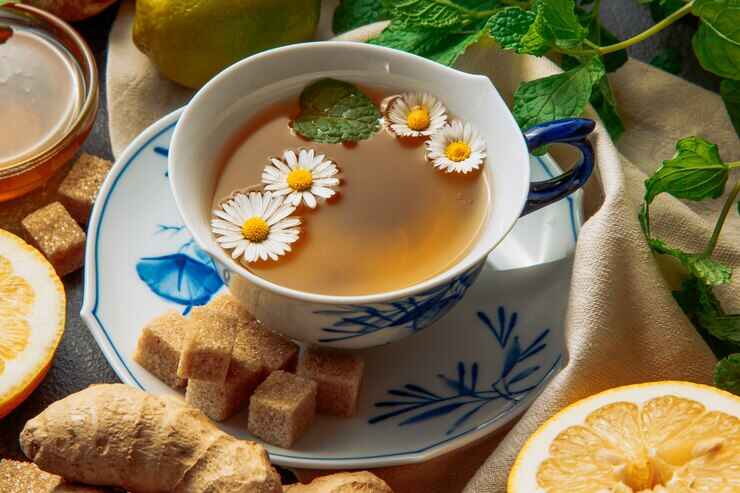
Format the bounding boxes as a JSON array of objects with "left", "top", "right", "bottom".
[
  {"left": 261, "top": 148, "right": 340, "bottom": 209},
  {"left": 715, "top": 354, "right": 740, "bottom": 395},
  {"left": 425, "top": 120, "right": 486, "bottom": 174},
  {"left": 211, "top": 191, "right": 301, "bottom": 263},
  {"left": 293, "top": 79, "right": 381, "bottom": 144},
  {"left": 382, "top": 92, "right": 448, "bottom": 138}
]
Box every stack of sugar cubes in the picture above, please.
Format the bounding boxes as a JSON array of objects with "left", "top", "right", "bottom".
[{"left": 134, "top": 293, "right": 365, "bottom": 448}]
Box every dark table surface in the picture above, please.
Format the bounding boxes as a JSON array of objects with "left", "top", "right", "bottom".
[{"left": 0, "top": 1, "right": 721, "bottom": 460}]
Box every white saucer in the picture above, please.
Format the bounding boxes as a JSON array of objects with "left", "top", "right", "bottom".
[{"left": 82, "top": 109, "right": 578, "bottom": 469}]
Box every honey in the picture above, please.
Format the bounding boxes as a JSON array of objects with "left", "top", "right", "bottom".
[{"left": 0, "top": 4, "right": 98, "bottom": 201}]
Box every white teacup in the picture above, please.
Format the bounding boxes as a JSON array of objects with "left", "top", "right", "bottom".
[{"left": 169, "top": 41, "right": 594, "bottom": 349}]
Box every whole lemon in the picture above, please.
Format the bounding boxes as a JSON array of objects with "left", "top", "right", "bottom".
[{"left": 133, "top": 0, "right": 321, "bottom": 89}]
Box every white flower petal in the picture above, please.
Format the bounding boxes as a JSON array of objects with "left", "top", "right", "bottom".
[{"left": 303, "top": 192, "right": 317, "bottom": 209}]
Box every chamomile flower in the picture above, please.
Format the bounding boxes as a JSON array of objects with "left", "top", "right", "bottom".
[
  {"left": 211, "top": 191, "right": 300, "bottom": 263},
  {"left": 425, "top": 120, "right": 487, "bottom": 174},
  {"left": 382, "top": 92, "right": 448, "bottom": 137},
  {"left": 261, "top": 149, "right": 340, "bottom": 209}
]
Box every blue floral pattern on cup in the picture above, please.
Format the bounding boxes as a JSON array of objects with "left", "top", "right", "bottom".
[
  {"left": 369, "top": 306, "right": 560, "bottom": 434},
  {"left": 315, "top": 264, "right": 484, "bottom": 343}
]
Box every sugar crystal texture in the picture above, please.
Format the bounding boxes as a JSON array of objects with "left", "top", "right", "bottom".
[
  {"left": 248, "top": 370, "right": 317, "bottom": 448},
  {"left": 21, "top": 201, "right": 85, "bottom": 276},
  {"left": 208, "top": 292, "right": 254, "bottom": 321},
  {"left": 134, "top": 310, "right": 189, "bottom": 389},
  {"left": 0, "top": 459, "right": 109, "bottom": 492},
  {"left": 57, "top": 153, "right": 112, "bottom": 224},
  {"left": 186, "top": 325, "right": 267, "bottom": 421},
  {"left": 297, "top": 348, "right": 364, "bottom": 417},
  {"left": 177, "top": 306, "right": 237, "bottom": 382},
  {"left": 243, "top": 320, "right": 299, "bottom": 373}
]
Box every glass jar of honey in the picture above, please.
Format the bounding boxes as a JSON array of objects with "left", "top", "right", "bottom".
[{"left": 0, "top": 4, "right": 98, "bottom": 201}]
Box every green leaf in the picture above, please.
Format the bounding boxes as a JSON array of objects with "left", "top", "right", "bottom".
[
  {"left": 649, "top": 238, "right": 732, "bottom": 286},
  {"left": 370, "top": 18, "right": 490, "bottom": 66},
  {"left": 699, "top": 313, "right": 740, "bottom": 344},
  {"left": 293, "top": 79, "right": 381, "bottom": 144},
  {"left": 715, "top": 354, "right": 740, "bottom": 395},
  {"left": 489, "top": 7, "right": 540, "bottom": 54},
  {"left": 644, "top": 137, "right": 729, "bottom": 204},
  {"left": 590, "top": 75, "right": 625, "bottom": 140},
  {"left": 673, "top": 277, "right": 740, "bottom": 359},
  {"left": 333, "top": 0, "right": 390, "bottom": 34},
  {"left": 513, "top": 57, "right": 605, "bottom": 128},
  {"left": 381, "top": 0, "right": 494, "bottom": 29},
  {"left": 650, "top": 47, "right": 684, "bottom": 74},
  {"left": 692, "top": 23, "right": 740, "bottom": 80},
  {"left": 692, "top": 0, "right": 740, "bottom": 47},
  {"left": 523, "top": 0, "right": 589, "bottom": 50},
  {"left": 720, "top": 79, "right": 740, "bottom": 137}
]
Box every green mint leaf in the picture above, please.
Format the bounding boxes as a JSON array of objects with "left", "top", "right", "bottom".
[
  {"left": 692, "top": 0, "right": 740, "bottom": 47},
  {"left": 715, "top": 354, "right": 740, "bottom": 395},
  {"left": 524, "top": 0, "right": 588, "bottom": 51},
  {"left": 649, "top": 238, "right": 733, "bottom": 286},
  {"left": 333, "top": 0, "right": 390, "bottom": 34},
  {"left": 489, "top": 7, "right": 540, "bottom": 54},
  {"left": 644, "top": 137, "right": 729, "bottom": 204},
  {"left": 673, "top": 277, "right": 740, "bottom": 359},
  {"left": 381, "top": 0, "right": 491, "bottom": 29},
  {"left": 720, "top": 79, "right": 740, "bottom": 138},
  {"left": 519, "top": 9, "right": 551, "bottom": 56},
  {"left": 574, "top": 7, "right": 628, "bottom": 73},
  {"left": 692, "top": 23, "right": 740, "bottom": 80},
  {"left": 293, "top": 79, "right": 381, "bottom": 144},
  {"left": 590, "top": 75, "right": 625, "bottom": 140},
  {"left": 369, "top": 18, "right": 489, "bottom": 66},
  {"left": 699, "top": 313, "right": 740, "bottom": 344},
  {"left": 513, "top": 57, "right": 605, "bottom": 129},
  {"left": 650, "top": 47, "right": 684, "bottom": 74}
]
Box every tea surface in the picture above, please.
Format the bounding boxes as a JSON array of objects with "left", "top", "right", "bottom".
[
  {"left": 0, "top": 30, "right": 82, "bottom": 166},
  {"left": 213, "top": 99, "right": 489, "bottom": 296}
]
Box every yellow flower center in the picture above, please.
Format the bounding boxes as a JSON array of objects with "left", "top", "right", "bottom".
[
  {"left": 287, "top": 168, "right": 313, "bottom": 191},
  {"left": 406, "top": 106, "right": 431, "bottom": 131},
  {"left": 241, "top": 217, "right": 269, "bottom": 243},
  {"left": 445, "top": 141, "right": 472, "bottom": 162}
]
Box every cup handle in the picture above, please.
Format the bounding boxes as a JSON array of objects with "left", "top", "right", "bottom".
[{"left": 521, "top": 118, "right": 596, "bottom": 216}]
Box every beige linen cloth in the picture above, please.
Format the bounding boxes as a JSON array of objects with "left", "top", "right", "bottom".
[{"left": 107, "top": 2, "right": 739, "bottom": 491}]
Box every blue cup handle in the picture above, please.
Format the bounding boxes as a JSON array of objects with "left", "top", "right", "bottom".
[{"left": 521, "top": 118, "right": 596, "bottom": 216}]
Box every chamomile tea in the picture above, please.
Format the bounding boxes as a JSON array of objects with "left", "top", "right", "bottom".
[{"left": 211, "top": 79, "right": 490, "bottom": 296}]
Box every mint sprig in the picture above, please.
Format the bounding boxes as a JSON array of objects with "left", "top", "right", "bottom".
[
  {"left": 720, "top": 80, "right": 740, "bottom": 136},
  {"left": 335, "top": 0, "right": 740, "bottom": 141},
  {"left": 292, "top": 79, "right": 381, "bottom": 144},
  {"left": 641, "top": 138, "right": 740, "bottom": 395}
]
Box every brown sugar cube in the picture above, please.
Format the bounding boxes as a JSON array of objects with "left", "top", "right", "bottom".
[
  {"left": 297, "top": 348, "right": 365, "bottom": 417},
  {"left": 177, "top": 306, "right": 237, "bottom": 382},
  {"left": 208, "top": 292, "right": 254, "bottom": 322},
  {"left": 246, "top": 321, "right": 299, "bottom": 372},
  {"left": 21, "top": 202, "right": 85, "bottom": 276},
  {"left": 186, "top": 327, "right": 268, "bottom": 421},
  {"left": 57, "top": 153, "right": 112, "bottom": 224},
  {"left": 133, "top": 310, "right": 188, "bottom": 389},
  {"left": 248, "top": 370, "right": 317, "bottom": 448}
]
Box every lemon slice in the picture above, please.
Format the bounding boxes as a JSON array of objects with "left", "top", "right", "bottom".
[
  {"left": 0, "top": 229, "right": 65, "bottom": 418},
  {"left": 509, "top": 381, "right": 740, "bottom": 492}
]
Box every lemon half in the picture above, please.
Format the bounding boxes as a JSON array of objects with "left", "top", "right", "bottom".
[
  {"left": 0, "top": 229, "right": 65, "bottom": 418},
  {"left": 509, "top": 381, "right": 740, "bottom": 492}
]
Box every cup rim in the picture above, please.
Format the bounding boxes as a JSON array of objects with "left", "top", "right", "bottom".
[{"left": 170, "top": 41, "right": 529, "bottom": 305}]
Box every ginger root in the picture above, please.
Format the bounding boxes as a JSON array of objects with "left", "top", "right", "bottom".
[
  {"left": 283, "top": 472, "right": 393, "bottom": 493},
  {"left": 20, "top": 384, "right": 281, "bottom": 493}
]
